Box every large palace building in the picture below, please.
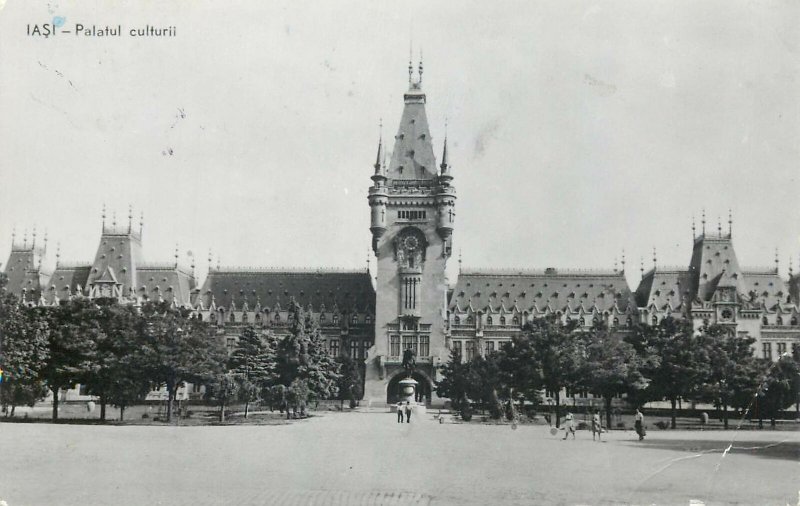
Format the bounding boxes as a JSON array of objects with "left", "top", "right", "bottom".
[{"left": 4, "top": 64, "right": 800, "bottom": 407}]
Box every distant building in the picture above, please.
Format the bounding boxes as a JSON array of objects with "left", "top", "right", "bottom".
[{"left": 3, "top": 64, "right": 799, "bottom": 408}]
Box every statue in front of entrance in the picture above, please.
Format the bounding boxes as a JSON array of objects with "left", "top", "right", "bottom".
[{"left": 401, "top": 348, "right": 416, "bottom": 376}]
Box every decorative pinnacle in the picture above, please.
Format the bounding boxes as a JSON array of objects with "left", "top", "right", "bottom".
[
  {"left": 728, "top": 209, "right": 732, "bottom": 237},
  {"left": 640, "top": 257, "right": 644, "bottom": 275},
  {"left": 691, "top": 215, "right": 696, "bottom": 238},
  {"left": 458, "top": 248, "right": 463, "bottom": 274},
  {"left": 653, "top": 247, "right": 657, "bottom": 268},
  {"left": 31, "top": 225, "right": 37, "bottom": 248},
  {"left": 11, "top": 226, "right": 15, "bottom": 247},
  {"left": 621, "top": 249, "right": 626, "bottom": 271},
  {"left": 102, "top": 203, "right": 106, "bottom": 231},
  {"left": 128, "top": 204, "right": 133, "bottom": 233},
  {"left": 418, "top": 48, "right": 423, "bottom": 85},
  {"left": 139, "top": 212, "right": 144, "bottom": 237},
  {"left": 717, "top": 216, "right": 721, "bottom": 236},
  {"left": 701, "top": 208, "right": 706, "bottom": 235},
  {"left": 174, "top": 243, "right": 179, "bottom": 267},
  {"left": 56, "top": 242, "right": 61, "bottom": 268}
]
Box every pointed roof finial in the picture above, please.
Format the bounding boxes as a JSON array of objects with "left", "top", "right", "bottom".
[
  {"left": 217, "top": 254, "right": 221, "bottom": 271},
  {"left": 701, "top": 208, "right": 706, "bottom": 235},
  {"left": 374, "top": 118, "right": 384, "bottom": 172},
  {"left": 174, "top": 243, "right": 179, "bottom": 268},
  {"left": 23, "top": 229, "right": 28, "bottom": 249},
  {"left": 11, "top": 226, "right": 16, "bottom": 248},
  {"left": 418, "top": 47, "right": 423, "bottom": 85},
  {"left": 728, "top": 209, "right": 732, "bottom": 237},
  {"left": 56, "top": 242, "right": 61, "bottom": 268},
  {"left": 366, "top": 248, "right": 371, "bottom": 273},
  {"left": 691, "top": 215, "right": 696, "bottom": 239},
  {"left": 43, "top": 230, "right": 48, "bottom": 254},
  {"left": 208, "top": 249, "right": 213, "bottom": 271},
  {"left": 102, "top": 203, "right": 107, "bottom": 232},
  {"left": 128, "top": 204, "right": 133, "bottom": 233},
  {"left": 621, "top": 249, "right": 626, "bottom": 272},
  {"left": 789, "top": 256, "right": 793, "bottom": 277},
  {"left": 614, "top": 256, "right": 618, "bottom": 272},
  {"left": 139, "top": 211, "right": 144, "bottom": 237},
  {"left": 458, "top": 248, "right": 463, "bottom": 274},
  {"left": 717, "top": 216, "right": 721, "bottom": 237},
  {"left": 775, "top": 248, "right": 779, "bottom": 272},
  {"left": 31, "top": 225, "right": 37, "bottom": 248},
  {"left": 640, "top": 257, "right": 644, "bottom": 275},
  {"left": 408, "top": 41, "right": 413, "bottom": 84},
  {"left": 112, "top": 210, "right": 117, "bottom": 230},
  {"left": 653, "top": 247, "right": 657, "bottom": 269}
]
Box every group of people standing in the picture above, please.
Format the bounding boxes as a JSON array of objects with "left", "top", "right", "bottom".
[
  {"left": 561, "top": 408, "right": 646, "bottom": 441},
  {"left": 396, "top": 401, "right": 413, "bottom": 423}
]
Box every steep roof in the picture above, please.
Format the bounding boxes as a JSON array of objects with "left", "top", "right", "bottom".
[
  {"left": 688, "top": 233, "right": 744, "bottom": 301},
  {"left": 85, "top": 230, "right": 143, "bottom": 296},
  {"left": 449, "top": 269, "right": 636, "bottom": 314},
  {"left": 137, "top": 264, "right": 196, "bottom": 306},
  {"left": 43, "top": 265, "right": 91, "bottom": 304},
  {"left": 3, "top": 246, "right": 49, "bottom": 300},
  {"left": 198, "top": 268, "right": 375, "bottom": 313},
  {"left": 741, "top": 269, "right": 789, "bottom": 310},
  {"left": 386, "top": 83, "right": 437, "bottom": 183},
  {"left": 635, "top": 267, "right": 693, "bottom": 309}
]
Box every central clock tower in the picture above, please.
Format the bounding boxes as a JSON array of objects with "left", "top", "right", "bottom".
[{"left": 363, "top": 61, "right": 456, "bottom": 406}]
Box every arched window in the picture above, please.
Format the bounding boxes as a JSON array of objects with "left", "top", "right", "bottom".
[
  {"left": 255, "top": 313, "right": 262, "bottom": 325},
  {"left": 762, "top": 316, "right": 768, "bottom": 325},
  {"left": 612, "top": 317, "right": 619, "bottom": 326},
  {"left": 332, "top": 314, "right": 339, "bottom": 325},
  {"left": 512, "top": 316, "right": 519, "bottom": 326},
  {"left": 776, "top": 316, "right": 783, "bottom": 326},
  {"left": 454, "top": 315, "right": 461, "bottom": 325},
  {"left": 651, "top": 315, "right": 658, "bottom": 325},
  {"left": 197, "top": 313, "right": 203, "bottom": 322},
  {"left": 626, "top": 316, "right": 633, "bottom": 327},
  {"left": 210, "top": 312, "right": 217, "bottom": 322},
  {"left": 499, "top": 316, "right": 506, "bottom": 326},
  {"left": 274, "top": 313, "right": 281, "bottom": 323},
  {"left": 365, "top": 315, "right": 372, "bottom": 325},
  {"left": 351, "top": 314, "right": 358, "bottom": 325},
  {"left": 578, "top": 317, "right": 585, "bottom": 327},
  {"left": 467, "top": 315, "right": 474, "bottom": 325},
  {"left": 229, "top": 312, "right": 236, "bottom": 323},
  {"left": 319, "top": 313, "right": 326, "bottom": 323},
  {"left": 487, "top": 316, "right": 493, "bottom": 326},
  {"left": 791, "top": 317, "right": 798, "bottom": 326},
  {"left": 242, "top": 312, "right": 249, "bottom": 323}
]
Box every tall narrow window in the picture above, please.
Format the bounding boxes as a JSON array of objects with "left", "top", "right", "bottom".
[
  {"left": 350, "top": 340, "right": 358, "bottom": 358},
  {"left": 452, "top": 340, "right": 462, "bottom": 360},
  {"left": 465, "top": 341, "right": 475, "bottom": 361},
  {"left": 762, "top": 342, "right": 772, "bottom": 360},
  {"left": 330, "top": 339, "right": 339, "bottom": 356},
  {"left": 419, "top": 336, "right": 429, "bottom": 356},
  {"left": 485, "top": 341, "right": 495, "bottom": 355},
  {"left": 776, "top": 342, "right": 787, "bottom": 356},
  {"left": 390, "top": 335, "right": 400, "bottom": 356}
]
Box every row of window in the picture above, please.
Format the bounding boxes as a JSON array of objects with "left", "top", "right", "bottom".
[
  {"left": 398, "top": 210, "right": 427, "bottom": 220},
  {"left": 762, "top": 316, "right": 799, "bottom": 326},
  {"left": 453, "top": 314, "right": 635, "bottom": 327},
  {"left": 389, "top": 335, "right": 431, "bottom": 357},
  {"left": 762, "top": 342, "right": 798, "bottom": 360},
  {"left": 225, "top": 337, "right": 372, "bottom": 359},
  {"left": 206, "top": 312, "right": 372, "bottom": 326}
]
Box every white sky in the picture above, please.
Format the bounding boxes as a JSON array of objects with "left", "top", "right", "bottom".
[{"left": 1, "top": 0, "right": 798, "bottom": 290}]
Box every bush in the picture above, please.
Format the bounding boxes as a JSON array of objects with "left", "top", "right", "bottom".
[
  {"left": 577, "top": 421, "right": 588, "bottom": 430},
  {"left": 461, "top": 405, "right": 473, "bottom": 422},
  {"left": 655, "top": 420, "right": 669, "bottom": 430}
]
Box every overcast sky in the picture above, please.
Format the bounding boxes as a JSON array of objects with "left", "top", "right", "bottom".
[{"left": 1, "top": 0, "right": 798, "bottom": 289}]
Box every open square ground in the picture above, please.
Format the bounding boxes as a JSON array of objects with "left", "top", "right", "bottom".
[{"left": 0, "top": 411, "right": 797, "bottom": 506}]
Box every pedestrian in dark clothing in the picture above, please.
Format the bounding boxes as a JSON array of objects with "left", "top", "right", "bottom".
[
  {"left": 396, "top": 402, "right": 404, "bottom": 423},
  {"left": 405, "top": 401, "right": 412, "bottom": 423}
]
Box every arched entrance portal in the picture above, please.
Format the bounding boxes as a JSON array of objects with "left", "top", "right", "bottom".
[{"left": 387, "top": 371, "right": 432, "bottom": 406}]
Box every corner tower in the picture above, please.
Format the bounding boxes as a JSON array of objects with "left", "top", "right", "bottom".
[{"left": 364, "top": 61, "right": 456, "bottom": 406}]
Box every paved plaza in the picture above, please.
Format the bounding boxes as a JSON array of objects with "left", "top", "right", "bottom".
[{"left": 0, "top": 411, "right": 797, "bottom": 506}]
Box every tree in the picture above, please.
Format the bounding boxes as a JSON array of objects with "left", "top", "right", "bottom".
[
  {"left": 580, "top": 327, "right": 649, "bottom": 429},
  {"left": 699, "top": 325, "right": 761, "bottom": 429},
  {"left": 206, "top": 371, "right": 240, "bottom": 422},
  {"left": 274, "top": 301, "right": 340, "bottom": 409},
  {"left": 631, "top": 318, "right": 705, "bottom": 429},
  {"left": 38, "top": 299, "right": 101, "bottom": 421},
  {"left": 513, "top": 317, "right": 582, "bottom": 427},
  {"left": 435, "top": 349, "right": 472, "bottom": 414},
  {"left": 82, "top": 302, "right": 149, "bottom": 421},
  {"left": 0, "top": 279, "right": 49, "bottom": 416},
  {"left": 335, "top": 355, "right": 363, "bottom": 409},
  {"left": 229, "top": 326, "right": 277, "bottom": 417},
  {"left": 760, "top": 353, "right": 800, "bottom": 428},
  {"left": 139, "top": 302, "right": 227, "bottom": 422}
]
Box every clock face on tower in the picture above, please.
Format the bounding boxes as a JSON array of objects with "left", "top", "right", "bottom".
[
  {"left": 721, "top": 308, "right": 733, "bottom": 320},
  {"left": 395, "top": 228, "right": 427, "bottom": 269},
  {"left": 403, "top": 235, "right": 419, "bottom": 252}
]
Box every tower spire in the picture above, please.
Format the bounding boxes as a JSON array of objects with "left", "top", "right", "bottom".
[{"left": 374, "top": 119, "right": 383, "bottom": 174}]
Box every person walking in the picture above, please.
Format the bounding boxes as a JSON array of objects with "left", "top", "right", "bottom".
[
  {"left": 592, "top": 410, "right": 602, "bottom": 441},
  {"left": 634, "top": 408, "right": 646, "bottom": 441},
  {"left": 562, "top": 411, "right": 576, "bottom": 440},
  {"left": 405, "top": 401, "right": 412, "bottom": 423},
  {"left": 396, "top": 401, "right": 404, "bottom": 423}
]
